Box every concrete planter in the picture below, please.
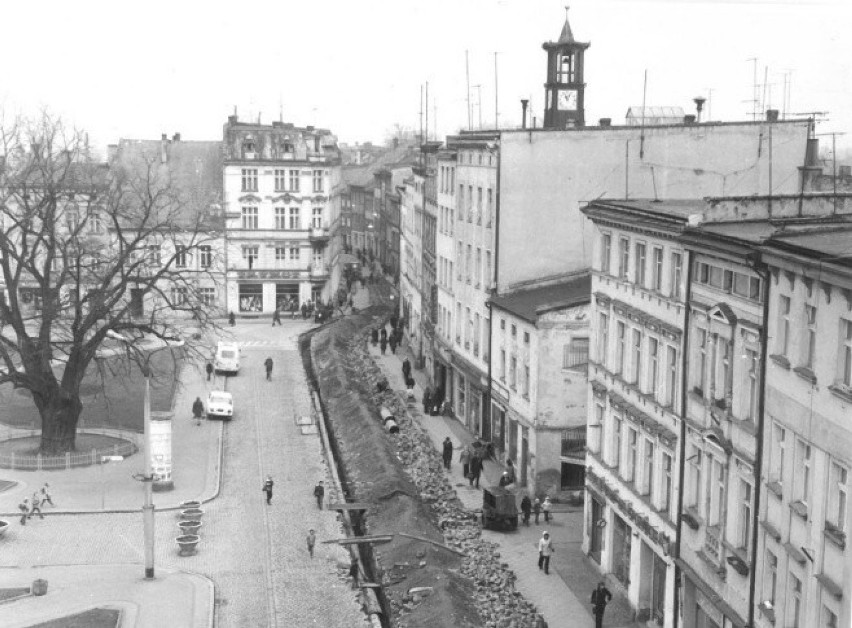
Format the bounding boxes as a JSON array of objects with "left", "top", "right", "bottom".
[
  {"left": 0, "top": 520, "right": 8, "bottom": 538},
  {"left": 180, "top": 508, "right": 204, "bottom": 520},
  {"left": 179, "top": 500, "right": 202, "bottom": 510},
  {"left": 178, "top": 520, "right": 202, "bottom": 536},
  {"left": 176, "top": 534, "right": 200, "bottom": 556}
]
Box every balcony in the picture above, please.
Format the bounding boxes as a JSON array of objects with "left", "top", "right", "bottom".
[
  {"left": 309, "top": 265, "right": 329, "bottom": 279},
  {"left": 309, "top": 227, "right": 330, "bottom": 243}
]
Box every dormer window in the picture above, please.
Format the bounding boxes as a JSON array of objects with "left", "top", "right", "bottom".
[{"left": 243, "top": 140, "right": 256, "bottom": 158}]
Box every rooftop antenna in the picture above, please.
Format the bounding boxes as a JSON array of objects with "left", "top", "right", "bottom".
[
  {"left": 760, "top": 65, "right": 769, "bottom": 114},
  {"left": 704, "top": 88, "right": 714, "bottom": 121},
  {"left": 279, "top": 95, "right": 283, "bottom": 123},
  {"left": 494, "top": 52, "right": 500, "bottom": 129},
  {"left": 466, "top": 50, "right": 472, "bottom": 131},
  {"left": 474, "top": 84, "right": 483, "bottom": 129},
  {"left": 746, "top": 57, "right": 759, "bottom": 120},
  {"left": 640, "top": 69, "right": 648, "bottom": 158},
  {"left": 425, "top": 80, "right": 429, "bottom": 145}
]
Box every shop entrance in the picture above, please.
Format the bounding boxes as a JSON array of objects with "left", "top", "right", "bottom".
[
  {"left": 589, "top": 496, "right": 604, "bottom": 564},
  {"left": 238, "top": 283, "right": 263, "bottom": 312},
  {"left": 612, "top": 514, "right": 632, "bottom": 587},
  {"left": 275, "top": 283, "right": 299, "bottom": 312}
]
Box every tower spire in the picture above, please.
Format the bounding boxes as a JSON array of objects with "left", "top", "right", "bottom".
[{"left": 558, "top": 6, "right": 574, "bottom": 44}]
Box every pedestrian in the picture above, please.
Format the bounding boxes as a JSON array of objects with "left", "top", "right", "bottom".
[
  {"left": 469, "top": 454, "right": 482, "bottom": 488},
  {"left": 533, "top": 498, "right": 541, "bottom": 524},
  {"left": 537, "top": 531, "right": 554, "bottom": 575},
  {"left": 307, "top": 529, "right": 317, "bottom": 558},
  {"left": 591, "top": 581, "right": 613, "bottom": 628},
  {"left": 192, "top": 396, "right": 205, "bottom": 426},
  {"left": 40, "top": 484, "right": 54, "bottom": 507},
  {"left": 228, "top": 311, "right": 236, "bottom": 326},
  {"left": 301, "top": 302, "right": 308, "bottom": 319},
  {"left": 264, "top": 357, "right": 273, "bottom": 381},
  {"left": 380, "top": 327, "right": 387, "bottom": 341},
  {"left": 402, "top": 357, "right": 411, "bottom": 379},
  {"left": 314, "top": 480, "right": 325, "bottom": 509},
  {"left": 349, "top": 556, "right": 360, "bottom": 589},
  {"left": 422, "top": 386, "right": 432, "bottom": 414},
  {"left": 390, "top": 315, "right": 398, "bottom": 330},
  {"left": 459, "top": 445, "right": 472, "bottom": 479},
  {"left": 380, "top": 337, "right": 387, "bottom": 355},
  {"left": 28, "top": 493, "right": 44, "bottom": 520},
  {"left": 371, "top": 328, "right": 379, "bottom": 347},
  {"left": 505, "top": 458, "right": 516, "bottom": 484},
  {"left": 542, "top": 496, "right": 552, "bottom": 523},
  {"left": 18, "top": 499, "right": 29, "bottom": 525},
  {"left": 389, "top": 335, "right": 397, "bottom": 354},
  {"left": 272, "top": 308, "right": 282, "bottom": 326},
  {"left": 431, "top": 387, "right": 444, "bottom": 415},
  {"left": 442, "top": 437, "right": 453, "bottom": 470},
  {"left": 262, "top": 476, "right": 274, "bottom": 505},
  {"left": 205, "top": 362, "right": 213, "bottom": 381},
  {"left": 520, "top": 495, "right": 532, "bottom": 526}
]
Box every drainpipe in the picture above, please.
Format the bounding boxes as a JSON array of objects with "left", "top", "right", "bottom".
[
  {"left": 672, "top": 249, "right": 694, "bottom": 628},
  {"left": 488, "top": 143, "right": 501, "bottom": 441},
  {"left": 746, "top": 253, "right": 770, "bottom": 628}
]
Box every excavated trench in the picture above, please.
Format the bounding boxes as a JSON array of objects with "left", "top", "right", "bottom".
[{"left": 301, "top": 297, "right": 546, "bottom": 628}]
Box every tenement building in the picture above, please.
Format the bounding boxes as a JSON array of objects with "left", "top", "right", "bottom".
[{"left": 222, "top": 115, "right": 340, "bottom": 314}]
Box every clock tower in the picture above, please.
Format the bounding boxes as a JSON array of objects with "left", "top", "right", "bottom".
[{"left": 543, "top": 9, "right": 590, "bottom": 129}]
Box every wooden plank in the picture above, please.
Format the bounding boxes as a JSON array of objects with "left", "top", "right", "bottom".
[
  {"left": 327, "top": 502, "right": 374, "bottom": 511},
  {"left": 397, "top": 532, "right": 466, "bottom": 557},
  {"left": 359, "top": 582, "right": 381, "bottom": 589},
  {"left": 320, "top": 535, "right": 394, "bottom": 546}
]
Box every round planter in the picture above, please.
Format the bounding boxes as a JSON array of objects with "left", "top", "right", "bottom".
[
  {"left": 179, "top": 500, "right": 201, "bottom": 510},
  {"left": 176, "top": 534, "right": 200, "bottom": 556},
  {"left": 178, "top": 520, "right": 202, "bottom": 536},
  {"left": 0, "top": 520, "right": 9, "bottom": 538},
  {"left": 180, "top": 508, "right": 204, "bottom": 520}
]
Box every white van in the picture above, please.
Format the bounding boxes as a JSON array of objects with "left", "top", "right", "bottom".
[{"left": 214, "top": 342, "right": 240, "bottom": 374}]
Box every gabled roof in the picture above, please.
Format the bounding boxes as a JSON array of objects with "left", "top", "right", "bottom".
[{"left": 489, "top": 274, "right": 591, "bottom": 324}]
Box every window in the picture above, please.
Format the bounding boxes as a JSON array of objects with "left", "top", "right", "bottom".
[
  {"left": 458, "top": 185, "right": 464, "bottom": 212},
  {"left": 275, "top": 247, "right": 287, "bottom": 264},
  {"left": 694, "top": 328, "right": 707, "bottom": 395},
  {"left": 803, "top": 304, "right": 817, "bottom": 369},
  {"left": 242, "top": 246, "right": 258, "bottom": 269},
  {"left": 652, "top": 247, "right": 663, "bottom": 291},
  {"left": 500, "top": 349, "right": 506, "bottom": 381},
  {"left": 717, "top": 340, "right": 732, "bottom": 404},
  {"left": 708, "top": 456, "right": 725, "bottom": 526},
  {"left": 661, "top": 453, "right": 672, "bottom": 513},
  {"left": 486, "top": 188, "right": 493, "bottom": 226},
  {"left": 647, "top": 337, "right": 659, "bottom": 397},
  {"left": 839, "top": 319, "right": 852, "bottom": 388},
  {"left": 288, "top": 207, "right": 300, "bottom": 230},
  {"left": 288, "top": 169, "right": 300, "bottom": 192},
  {"left": 474, "top": 313, "right": 480, "bottom": 356},
  {"left": 770, "top": 423, "right": 786, "bottom": 486},
  {"left": 274, "top": 169, "right": 286, "bottom": 191},
  {"left": 615, "top": 322, "right": 626, "bottom": 374},
  {"left": 199, "top": 287, "right": 215, "bottom": 306},
  {"left": 764, "top": 551, "right": 778, "bottom": 605},
  {"left": 511, "top": 324, "right": 517, "bottom": 339},
  {"left": 145, "top": 245, "right": 161, "bottom": 266},
  {"left": 795, "top": 439, "right": 811, "bottom": 505},
  {"left": 465, "top": 307, "right": 471, "bottom": 346},
  {"left": 665, "top": 346, "right": 678, "bottom": 407},
  {"left": 241, "top": 168, "right": 258, "bottom": 192},
  {"left": 788, "top": 574, "right": 802, "bottom": 628},
  {"left": 312, "top": 207, "right": 323, "bottom": 229},
  {"left": 273, "top": 207, "right": 286, "bottom": 230},
  {"left": 600, "top": 233, "right": 612, "bottom": 273},
  {"left": 287, "top": 247, "right": 299, "bottom": 261},
  {"left": 476, "top": 187, "right": 482, "bottom": 224},
  {"left": 687, "top": 446, "right": 702, "bottom": 509},
  {"left": 485, "top": 250, "right": 492, "bottom": 287},
  {"left": 612, "top": 415, "right": 622, "bottom": 469},
  {"left": 509, "top": 356, "right": 517, "bottom": 390},
  {"left": 634, "top": 242, "right": 647, "bottom": 286},
  {"left": 745, "top": 348, "right": 759, "bottom": 420},
  {"left": 522, "top": 365, "right": 530, "bottom": 398},
  {"left": 642, "top": 439, "right": 654, "bottom": 495},
  {"left": 238, "top": 206, "right": 259, "bottom": 231},
  {"left": 625, "top": 428, "right": 638, "bottom": 482},
  {"left": 828, "top": 461, "right": 848, "bottom": 533},
  {"left": 170, "top": 286, "right": 187, "bottom": 305},
  {"left": 631, "top": 329, "right": 643, "bottom": 384},
  {"left": 618, "top": 238, "right": 630, "bottom": 279},
  {"left": 199, "top": 245, "right": 212, "bottom": 269},
  {"left": 523, "top": 331, "right": 530, "bottom": 345},
  {"left": 564, "top": 337, "right": 589, "bottom": 369},
  {"left": 174, "top": 246, "right": 187, "bottom": 268},
  {"left": 823, "top": 607, "right": 838, "bottom": 628},
  {"left": 312, "top": 169, "right": 324, "bottom": 193},
  {"left": 467, "top": 186, "right": 473, "bottom": 221},
  {"left": 670, "top": 252, "right": 683, "bottom": 299},
  {"left": 738, "top": 479, "right": 752, "bottom": 551},
  {"left": 598, "top": 313, "right": 609, "bottom": 366},
  {"left": 466, "top": 245, "right": 472, "bottom": 281},
  {"left": 456, "top": 242, "right": 463, "bottom": 278},
  {"left": 732, "top": 272, "right": 761, "bottom": 301},
  {"left": 777, "top": 295, "right": 791, "bottom": 355},
  {"left": 475, "top": 248, "right": 482, "bottom": 287}
]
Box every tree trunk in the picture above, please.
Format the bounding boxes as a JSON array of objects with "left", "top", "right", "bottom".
[{"left": 36, "top": 391, "right": 83, "bottom": 455}]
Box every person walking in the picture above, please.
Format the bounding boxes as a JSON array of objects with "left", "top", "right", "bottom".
[
  {"left": 228, "top": 311, "right": 236, "bottom": 326},
  {"left": 264, "top": 357, "right": 273, "bottom": 381},
  {"left": 542, "top": 496, "right": 552, "bottom": 523},
  {"left": 520, "top": 495, "right": 532, "bottom": 526},
  {"left": 422, "top": 386, "right": 433, "bottom": 414},
  {"left": 205, "top": 362, "right": 213, "bottom": 381},
  {"left": 388, "top": 335, "right": 397, "bottom": 354},
  {"left": 18, "top": 499, "right": 29, "bottom": 525},
  {"left": 192, "top": 396, "right": 205, "bottom": 426},
  {"left": 459, "top": 445, "right": 472, "bottom": 479},
  {"left": 28, "top": 493, "right": 44, "bottom": 520},
  {"left": 402, "top": 357, "right": 411, "bottom": 379},
  {"left": 262, "top": 476, "right": 274, "bottom": 505},
  {"left": 533, "top": 498, "right": 542, "bottom": 524},
  {"left": 380, "top": 336, "right": 387, "bottom": 355},
  {"left": 272, "top": 308, "right": 282, "bottom": 326},
  {"left": 307, "top": 529, "right": 317, "bottom": 559},
  {"left": 591, "top": 581, "right": 613, "bottom": 628},
  {"left": 442, "top": 437, "right": 453, "bottom": 470},
  {"left": 314, "top": 480, "right": 325, "bottom": 509},
  {"left": 40, "top": 484, "right": 54, "bottom": 507},
  {"left": 469, "top": 454, "right": 482, "bottom": 488},
  {"left": 537, "top": 531, "right": 554, "bottom": 575}
]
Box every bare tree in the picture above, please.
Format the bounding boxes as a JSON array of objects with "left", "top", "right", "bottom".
[{"left": 0, "top": 112, "right": 223, "bottom": 454}]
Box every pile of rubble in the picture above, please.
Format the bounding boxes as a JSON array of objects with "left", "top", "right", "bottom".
[{"left": 351, "top": 329, "right": 547, "bottom": 628}]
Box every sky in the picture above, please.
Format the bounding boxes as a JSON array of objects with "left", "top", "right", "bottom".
[{"left": 2, "top": 0, "right": 850, "bottom": 156}]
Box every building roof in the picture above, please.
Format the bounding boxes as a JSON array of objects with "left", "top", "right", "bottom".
[
  {"left": 557, "top": 15, "right": 575, "bottom": 44},
  {"left": 341, "top": 144, "right": 419, "bottom": 187},
  {"left": 489, "top": 274, "right": 591, "bottom": 324},
  {"left": 625, "top": 107, "right": 687, "bottom": 125}
]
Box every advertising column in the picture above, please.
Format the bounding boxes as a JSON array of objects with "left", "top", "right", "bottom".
[{"left": 149, "top": 410, "right": 174, "bottom": 491}]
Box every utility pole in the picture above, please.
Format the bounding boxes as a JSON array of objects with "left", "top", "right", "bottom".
[
  {"left": 494, "top": 52, "right": 499, "bottom": 129},
  {"left": 142, "top": 372, "right": 155, "bottom": 579},
  {"left": 465, "top": 50, "right": 472, "bottom": 131},
  {"left": 474, "top": 85, "right": 483, "bottom": 129}
]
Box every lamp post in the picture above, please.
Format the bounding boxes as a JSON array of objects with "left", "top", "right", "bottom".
[{"left": 142, "top": 370, "right": 155, "bottom": 579}]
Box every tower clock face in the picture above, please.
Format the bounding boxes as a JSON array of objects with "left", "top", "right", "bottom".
[{"left": 558, "top": 89, "right": 578, "bottom": 111}]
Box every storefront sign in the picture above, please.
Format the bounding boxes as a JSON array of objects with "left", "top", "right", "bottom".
[{"left": 149, "top": 411, "right": 174, "bottom": 491}]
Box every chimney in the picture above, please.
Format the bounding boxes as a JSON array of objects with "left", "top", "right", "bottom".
[
  {"left": 766, "top": 109, "right": 780, "bottom": 122},
  {"left": 160, "top": 134, "right": 168, "bottom": 164},
  {"left": 228, "top": 114, "right": 238, "bottom": 125},
  {"left": 805, "top": 138, "right": 820, "bottom": 167},
  {"left": 599, "top": 118, "right": 612, "bottom": 127},
  {"left": 161, "top": 133, "right": 168, "bottom": 141},
  {"left": 683, "top": 115, "right": 696, "bottom": 125},
  {"left": 173, "top": 132, "right": 181, "bottom": 142},
  {"left": 521, "top": 99, "right": 529, "bottom": 129},
  {"left": 693, "top": 97, "right": 706, "bottom": 123}
]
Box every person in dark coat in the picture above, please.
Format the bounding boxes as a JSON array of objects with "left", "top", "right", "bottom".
[
  {"left": 442, "top": 437, "right": 453, "bottom": 470},
  {"left": 264, "top": 357, "right": 273, "bottom": 381},
  {"left": 469, "top": 454, "right": 482, "bottom": 488},
  {"left": 520, "top": 495, "right": 532, "bottom": 525},
  {"left": 205, "top": 362, "right": 213, "bottom": 381},
  {"left": 272, "top": 308, "right": 282, "bottom": 326},
  {"left": 388, "top": 335, "right": 397, "bottom": 354},
  {"left": 371, "top": 328, "right": 379, "bottom": 346},
  {"left": 380, "top": 337, "right": 387, "bottom": 355},
  {"left": 422, "top": 386, "right": 433, "bottom": 414},
  {"left": 402, "top": 358, "right": 411, "bottom": 379},
  {"left": 591, "top": 582, "right": 613, "bottom": 628},
  {"left": 431, "top": 387, "right": 444, "bottom": 415},
  {"left": 380, "top": 327, "right": 387, "bottom": 341},
  {"left": 192, "top": 397, "right": 205, "bottom": 426},
  {"left": 314, "top": 481, "right": 325, "bottom": 509},
  {"left": 228, "top": 311, "right": 236, "bottom": 326},
  {"left": 262, "top": 476, "right": 274, "bottom": 505},
  {"left": 505, "top": 459, "right": 516, "bottom": 485},
  {"left": 301, "top": 302, "right": 308, "bottom": 319},
  {"left": 390, "top": 315, "right": 398, "bottom": 330}
]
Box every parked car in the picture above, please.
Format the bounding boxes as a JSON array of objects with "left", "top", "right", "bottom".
[
  {"left": 214, "top": 342, "right": 240, "bottom": 374},
  {"left": 206, "top": 391, "right": 234, "bottom": 420}
]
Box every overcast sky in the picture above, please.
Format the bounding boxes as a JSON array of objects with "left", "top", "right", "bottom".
[{"left": 2, "top": 0, "right": 849, "bottom": 155}]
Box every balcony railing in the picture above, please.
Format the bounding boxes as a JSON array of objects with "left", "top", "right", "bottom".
[{"left": 309, "top": 226, "right": 330, "bottom": 242}]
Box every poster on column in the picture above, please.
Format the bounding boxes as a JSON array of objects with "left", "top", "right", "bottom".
[{"left": 150, "top": 412, "right": 174, "bottom": 491}]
